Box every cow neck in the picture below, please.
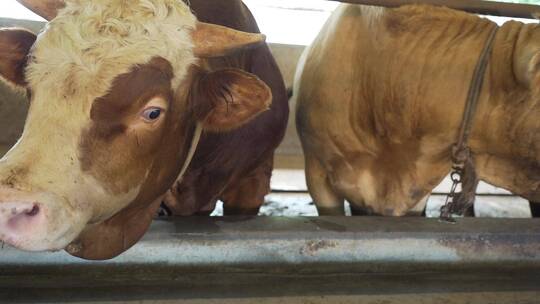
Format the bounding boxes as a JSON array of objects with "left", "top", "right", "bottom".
[
  {"left": 177, "top": 122, "right": 203, "bottom": 182},
  {"left": 440, "top": 25, "right": 499, "bottom": 220}
]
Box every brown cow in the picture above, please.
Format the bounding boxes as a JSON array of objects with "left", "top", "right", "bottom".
[
  {"left": 0, "top": 0, "right": 288, "bottom": 260},
  {"left": 295, "top": 4, "right": 539, "bottom": 216}
]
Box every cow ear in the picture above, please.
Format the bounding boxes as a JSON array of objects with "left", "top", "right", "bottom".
[
  {"left": 192, "top": 22, "right": 266, "bottom": 58},
  {"left": 0, "top": 28, "right": 36, "bottom": 88},
  {"left": 191, "top": 68, "right": 272, "bottom": 132}
]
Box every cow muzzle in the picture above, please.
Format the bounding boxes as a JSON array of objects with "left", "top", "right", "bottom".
[{"left": 0, "top": 186, "right": 89, "bottom": 251}]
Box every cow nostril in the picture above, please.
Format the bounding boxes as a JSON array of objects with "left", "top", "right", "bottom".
[{"left": 25, "top": 205, "right": 40, "bottom": 217}]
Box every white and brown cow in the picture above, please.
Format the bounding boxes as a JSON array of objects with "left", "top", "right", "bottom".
[
  {"left": 0, "top": 0, "right": 288, "bottom": 259},
  {"left": 295, "top": 4, "right": 539, "bottom": 216}
]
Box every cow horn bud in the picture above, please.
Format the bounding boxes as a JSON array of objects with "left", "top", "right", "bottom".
[{"left": 16, "top": 0, "right": 65, "bottom": 21}]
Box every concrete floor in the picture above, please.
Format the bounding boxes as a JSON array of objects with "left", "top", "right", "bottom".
[{"left": 209, "top": 190, "right": 531, "bottom": 217}]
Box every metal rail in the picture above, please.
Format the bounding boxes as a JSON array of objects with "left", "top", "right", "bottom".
[
  {"left": 0, "top": 217, "right": 539, "bottom": 302},
  {"left": 327, "top": 0, "right": 540, "bottom": 19}
]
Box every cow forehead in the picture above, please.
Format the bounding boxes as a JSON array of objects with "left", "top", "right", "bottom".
[{"left": 25, "top": 0, "right": 197, "bottom": 102}]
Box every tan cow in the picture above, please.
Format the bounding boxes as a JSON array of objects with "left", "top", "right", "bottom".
[
  {"left": 0, "top": 0, "right": 288, "bottom": 259},
  {"left": 295, "top": 4, "right": 540, "bottom": 216}
]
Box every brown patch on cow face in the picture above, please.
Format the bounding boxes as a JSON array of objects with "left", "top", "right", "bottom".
[
  {"left": 0, "top": 28, "right": 36, "bottom": 87},
  {"left": 79, "top": 57, "right": 174, "bottom": 198},
  {"left": 71, "top": 65, "right": 201, "bottom": 260},
  {"left": 71, "top": 62, "right": 272, "bottom": 259}
]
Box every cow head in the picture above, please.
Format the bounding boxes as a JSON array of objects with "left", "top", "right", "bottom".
[{"left": 0, "top": 0, "right": 271, "bottom": 259}]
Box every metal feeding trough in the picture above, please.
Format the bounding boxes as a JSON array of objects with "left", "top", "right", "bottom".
[{"left": 0, "top": 217, "right": 539, "bottom": 302}]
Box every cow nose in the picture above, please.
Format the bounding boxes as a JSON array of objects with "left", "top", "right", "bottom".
[
  {"left": 0, "top": 186, "right": 87, "bottom": 251},
  {"left": 0, "top": 201, "right": 41, "bottom": 228},
  {"left": 0, "top": 201, "right": 45, "bottom": 245}
]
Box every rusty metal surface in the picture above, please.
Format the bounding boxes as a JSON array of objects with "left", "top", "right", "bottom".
[
  {"left": 328, "top": 0, "right": 540, "bottom": 19},
  {"left": 0, "top": 217, "right": 539, "bottom": 302}
]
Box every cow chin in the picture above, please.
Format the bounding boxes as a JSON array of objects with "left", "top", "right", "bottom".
[{"left": 0, "top": 187, "right": 91, "bottom": 252}]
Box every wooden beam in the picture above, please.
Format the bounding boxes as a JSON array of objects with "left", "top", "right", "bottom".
[{"left": 328, "top": 0, "right": 540, "bottom": 19}]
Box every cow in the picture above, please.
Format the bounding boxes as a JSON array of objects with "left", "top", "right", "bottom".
[
  {"left": 0, "top": 0, "right": 288, "bottom": 260},
  {"left": 294, "top": 4, "right": 539, "bottom": 216}
]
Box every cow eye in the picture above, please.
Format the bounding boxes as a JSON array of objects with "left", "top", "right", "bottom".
[{"left": 141, "top": 107, "right": 163, "bottom": 122}]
